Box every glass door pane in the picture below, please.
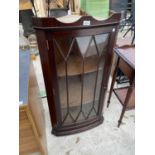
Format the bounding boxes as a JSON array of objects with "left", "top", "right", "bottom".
[{"left": 53, "top": 33, "right": 109, "bottom": 125}]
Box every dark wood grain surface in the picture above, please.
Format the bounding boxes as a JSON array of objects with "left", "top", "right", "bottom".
[
  {"left": 114, "top": 45, "right": 135, "bottom": 69},
  {"left": 33, "top": 13, "right": 121, "bottom": 136}
]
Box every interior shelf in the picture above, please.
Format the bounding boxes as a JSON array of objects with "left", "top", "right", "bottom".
[
  {"left": 59, "top": 71, "right": 103, "bottom": 108},
  {"left": 113, "top": 87, "right": 135, "bottom": 110},
  {"left": 57, "top": 55, "right": 103, "bottom": 77}
]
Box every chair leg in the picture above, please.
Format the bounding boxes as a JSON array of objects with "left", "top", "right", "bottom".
[
  {"left": 107, "top": 58, "right": 120, "bottom": 108},
  {"left": 123, "top": 27, "right": 131, "bottom": 38},
  {"left": 131, "top": 30, "right": 135, "bottom": 44},
  {"left": 120, "top": 24, "right": 125, "bottom": 32},
  {"left": 131, "top": 29, "right": 133, "bottom": 36},
  {"left": 120, "top": 12, "right": 132, "bottom": 32},
  {"left": 120, "top": 19, "right": 126, "bottom": 32}
]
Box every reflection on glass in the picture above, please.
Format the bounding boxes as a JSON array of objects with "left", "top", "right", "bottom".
[{"left": 53, "top": 33, "right": 109, "bottom": 125}]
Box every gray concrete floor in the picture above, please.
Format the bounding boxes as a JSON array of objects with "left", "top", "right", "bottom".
[
  {"left": 41, "top": 93, "right": 135, "bottom": 155},
  {"left": 32, "top": 29, "right": 135, "bottom": 154}
]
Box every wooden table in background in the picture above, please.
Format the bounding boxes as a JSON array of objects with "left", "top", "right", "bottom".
[{"left": 107, "top": 45, "right": 135, "bottom": 127}]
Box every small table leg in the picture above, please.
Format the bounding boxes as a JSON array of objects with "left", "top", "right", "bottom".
[
  {"left": 118, "top": 74, "right": 135, "bottom": 127},
  {"left": 107, "top": 57, "right": 120, "bottom": 108}
]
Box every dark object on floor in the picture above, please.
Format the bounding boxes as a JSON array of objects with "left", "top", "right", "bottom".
[
  {"left": 107, "top": 45, "right": 135, "bottom": 127},
  {"left": 19, "top": 9, "right": 35, "bottom": 37},
  {"left": 33, "top": 12, "right": 121, "bottom": 136},
  {"left": 116, "top": 69, "right": 129, "bottom": 84}
]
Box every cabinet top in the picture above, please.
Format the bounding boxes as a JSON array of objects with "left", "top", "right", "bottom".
[{"left": 33, "top": 12, "right": 121, "bottom": 31}]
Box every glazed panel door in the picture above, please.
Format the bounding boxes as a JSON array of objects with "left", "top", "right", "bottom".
[{"left": 46, "top": 26, "right": 115, "bottom": 127}]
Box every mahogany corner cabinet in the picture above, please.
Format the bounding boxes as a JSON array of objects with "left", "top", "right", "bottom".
[{"left": 33, "top": 13, "right": 121, "bottom": 136}]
